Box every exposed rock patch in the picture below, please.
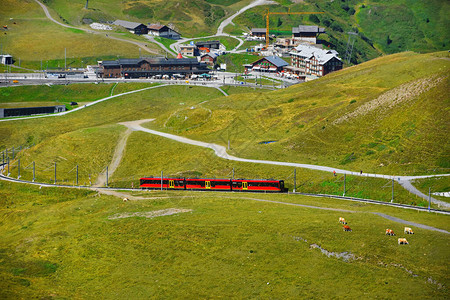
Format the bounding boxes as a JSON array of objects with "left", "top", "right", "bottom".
[
  {"left": 333, "top": 75, "right": 445, "bottom": 124},
  {"left": 108, "top": 208, "right": 192, "bottom": 220}
]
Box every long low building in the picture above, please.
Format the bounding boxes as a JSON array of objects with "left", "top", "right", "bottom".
[
  {"left": 0, "top": 105, "right": 66, "bottom": 118},
  {"left": 98, "top": 57, "right": 210, "bottom": 78}
]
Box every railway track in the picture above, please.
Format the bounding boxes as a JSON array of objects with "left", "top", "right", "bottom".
[{"left": 1, "top": 164, "right": 448, "bottom": 215}]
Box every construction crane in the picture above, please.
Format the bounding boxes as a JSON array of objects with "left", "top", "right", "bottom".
[{"left": 264, "top": 8, "right": 324, "bottom": 49}]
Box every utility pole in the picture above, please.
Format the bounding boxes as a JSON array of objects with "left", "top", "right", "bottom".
[
  {"left": 85, "top": 0, "right": 89, "bottom": 9},
  {"left": 293, "top": 168, "right": 296, "bottom": 193},
  {"left": 2, "top": 150, "right": 4, "bottom": 165},
  {"left": 65, "top": 48, "right": 67, "bottom": 70},
  {"left": 7, "top": 157, "right": 9, "bottom": 175},
  {"left": 54, "top": 162, "right": 57, "bottom": 184},
  {"left": 428, "top": 187, "right": 431, "bottom": 212},
  {"left": 391, "top": 178, "right": 394, "bottom": 203},
  {"left": 17, "top": 159, "right": 20, "bottom": 179},
  {"left": 343, "top": 174, "right": 346, "bottom": 196},
  {"left": 76, "top": 165, "right": 78, "bottom": 186},
  {"left": 161, "top": 171, "right": 163, "bottom": 191},
  {"left": 344, "top": 32, "right": 358, "bottom": 64},
  {"left": 106, "top": 166, "right": 109, "bottom": 187},
  {"left": 232, "top": 168, "right": 234, "bottom": 180},
  {"left": 33, "top": 161, "right": 35, "bottom": 182},
  {"left": 12, "top": 146, "right": 14, "bottom": 158}
]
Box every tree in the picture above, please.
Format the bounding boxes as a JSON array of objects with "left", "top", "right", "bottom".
[
  {"left": 277, "top": 17, "right": 282, "bottom": 27},
  {"left": 309, "top": 15, "right": 320, "bottom": 24}
]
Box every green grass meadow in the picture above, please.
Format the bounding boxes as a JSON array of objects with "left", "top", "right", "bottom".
[{"left": 0, "top": 180, "right": 448, "bottom": 298}]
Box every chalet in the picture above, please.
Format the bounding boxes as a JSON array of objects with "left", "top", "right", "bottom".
[
  {"left": 0, "top": 54, "right": 13, "bottom": 65},
  {"left": 292, "top": 25, "right": 325, "bottom": 44},
  {"left": 199, "top": 53, "right": 218, "bottom": 66},
  {"left": 251, "top": 28, "right": 267, "bottom": 39},
  {"left": 147, "top": 24, "right": 181, "bottom": 40},
  {"left": 244, "top": 56, "right": 288, "bottom": 73},
  {"left": 113, "top": 20, "right": 148, "bottom": 35},
  {"left": 195, "top": 40, "right": 221, "bottom": 50},
  {"left": 288, "top": 44, "right": 342, "bottom": 78},
  {"left": 98, "top": 57, "right": 210, "bottom": 78},
  {"left": 179, "top": 44, "right": 197, "bottom": 57}
]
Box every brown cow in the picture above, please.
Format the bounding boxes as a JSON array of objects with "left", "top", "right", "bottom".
[
  {"left": 404, "top": 227, "right": 414, "bottom": 234},
  {"left": 343, "top": 225, "right": 352, "bottom": 232},
  {"left": 385, "top": 229, "right": 395, "bottom": 236},
  {"left": 398, "top": 238, "right": 409, "bottom": 245}
]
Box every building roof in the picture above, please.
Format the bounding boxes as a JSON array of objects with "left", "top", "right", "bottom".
[
  {"left": 292, "top": 25, "right": 325, "bottom": 34},
  {"left": 180, "top": 44, "right": 196, "bottom": 49},
  {"left": 291, "top": 44, "right": 341, "bottom": 64},
  {"left": 195, "top": 40, "right": 220, "bottom": 46},
  {"left": 148, "top": 24, "right": 166, "bottom": 31},
  {"left": 251, "top": 28, "right": 266, "bottom": 33},
  {"left": 201, "top": 53, "right": 218, "bottom": 59},
  {"left": 101, "top": 58, "right": 203, "bottom": 67},
  {"left": 113, "top": 20, "right": 145, "bottom": 29},
  {"left": 262, "top": 56, "right": 289, "bottom": 67}
]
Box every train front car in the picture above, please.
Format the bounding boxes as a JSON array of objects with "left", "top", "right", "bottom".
[
  {"left": 140, "top": 177, "right": 185, "bottom": 190},
  {"left": 231, "top": 179, "right": 286, "bottom": 192}
]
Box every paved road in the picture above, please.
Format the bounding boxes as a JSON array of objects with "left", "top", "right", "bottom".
[
  {"left": 120, "top": 119, "right": 450, "bottom": 208},
  {"left": 33, "top": 0, "right": 159, "bottom": 55},
  {"left": 171, "top": 0, "right": 274, "bottom": 54},
  {"left": 145, "top": 36, "right": 176, "bottom": 56},
  {"left": 236, "top": 197, "right": 449, "bottom": 234},
  {"left": 216, "top": 0, "right": 276, "bottom": 35}
]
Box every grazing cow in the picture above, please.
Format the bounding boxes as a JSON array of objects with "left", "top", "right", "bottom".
[
  {"left": 339, "top": 217, "right": 347, "bottom": 224},
  {"left": 343, "top": 225, "right": 352, "bottom": 232},
  {"left": 404, "top": 227, "right": 414, "bottom": 234},
  {"left": 123, "top": 197, "right": 129, "bottom": 202},
  {"left": 385, "top": 229, "right": 395, "bottom": 236},
  {"left": 398, "top": 238, "right": 409, "bottom": 245}
]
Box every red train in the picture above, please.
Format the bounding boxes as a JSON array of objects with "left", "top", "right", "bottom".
[{"left": 140, "top": 177, "right": 287, "bottom": 193}]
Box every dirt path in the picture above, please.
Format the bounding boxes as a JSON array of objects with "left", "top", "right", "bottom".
[
  {"left": 119, "top": 119, "right": 450, "bottom": 208},
  {"left": 34, "top": 0, "right": 159, "bottom": 55},
  {"left": 94, "top": 127, "right": 132, "bottom": 187}
]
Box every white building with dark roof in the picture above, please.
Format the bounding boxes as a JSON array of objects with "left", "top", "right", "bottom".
[
  {"left": 147, "top": 24, "right": 180, "bottom": 39},
  {"left": 244, "top": 55, "right": 289, "bottom": 73},
  {"left": 287, "top": 44, "right": 342, "bottom": 78}
]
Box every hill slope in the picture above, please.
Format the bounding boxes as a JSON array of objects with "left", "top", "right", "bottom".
[{"left": 146, "top": 51, "right": 449, "bottom": 176}]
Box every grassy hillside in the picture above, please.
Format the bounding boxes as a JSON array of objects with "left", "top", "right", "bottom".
[
  {"left": 144, "top": 51, "right": 450, "bottom": 176},
  {"left": 0, "top": 0, "right": 160, "bottom": 65},
  {"left": 39, "top": 0, "right": 252, "bottom": 37},
  {"left": 0, "top": 181, "right": 448, "bottom": 298},
  {"left": 1, "top": 52, "right": 448, "bottom": 203}
]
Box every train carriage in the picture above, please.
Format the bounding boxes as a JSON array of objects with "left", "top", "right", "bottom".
[{"left": 140, "top": 177, "right": 286, "bottom": 193}]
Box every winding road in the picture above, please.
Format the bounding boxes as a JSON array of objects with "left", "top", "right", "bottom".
[
  {"left": 33, "top": 0, "right": 159, "bottom": 55},
  {"left": 119, "top": 119, "right": 450, "bottom": 209},
  {"left": 170, "top": 0, "right": 276, "bottom": 54}
]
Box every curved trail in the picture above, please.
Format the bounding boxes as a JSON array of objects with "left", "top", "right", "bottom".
[
  {"left": 235, "top": 197, "right": 449, "bottom": 234},
  {"left": 33, "top": 0, "right": 159, "bottom": 55},
  {"left": 120, "top": 119, "right": 450, "bottom": 207},
  {"left": 171, "top": 0, "right": 275, "bottom": 54}
]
